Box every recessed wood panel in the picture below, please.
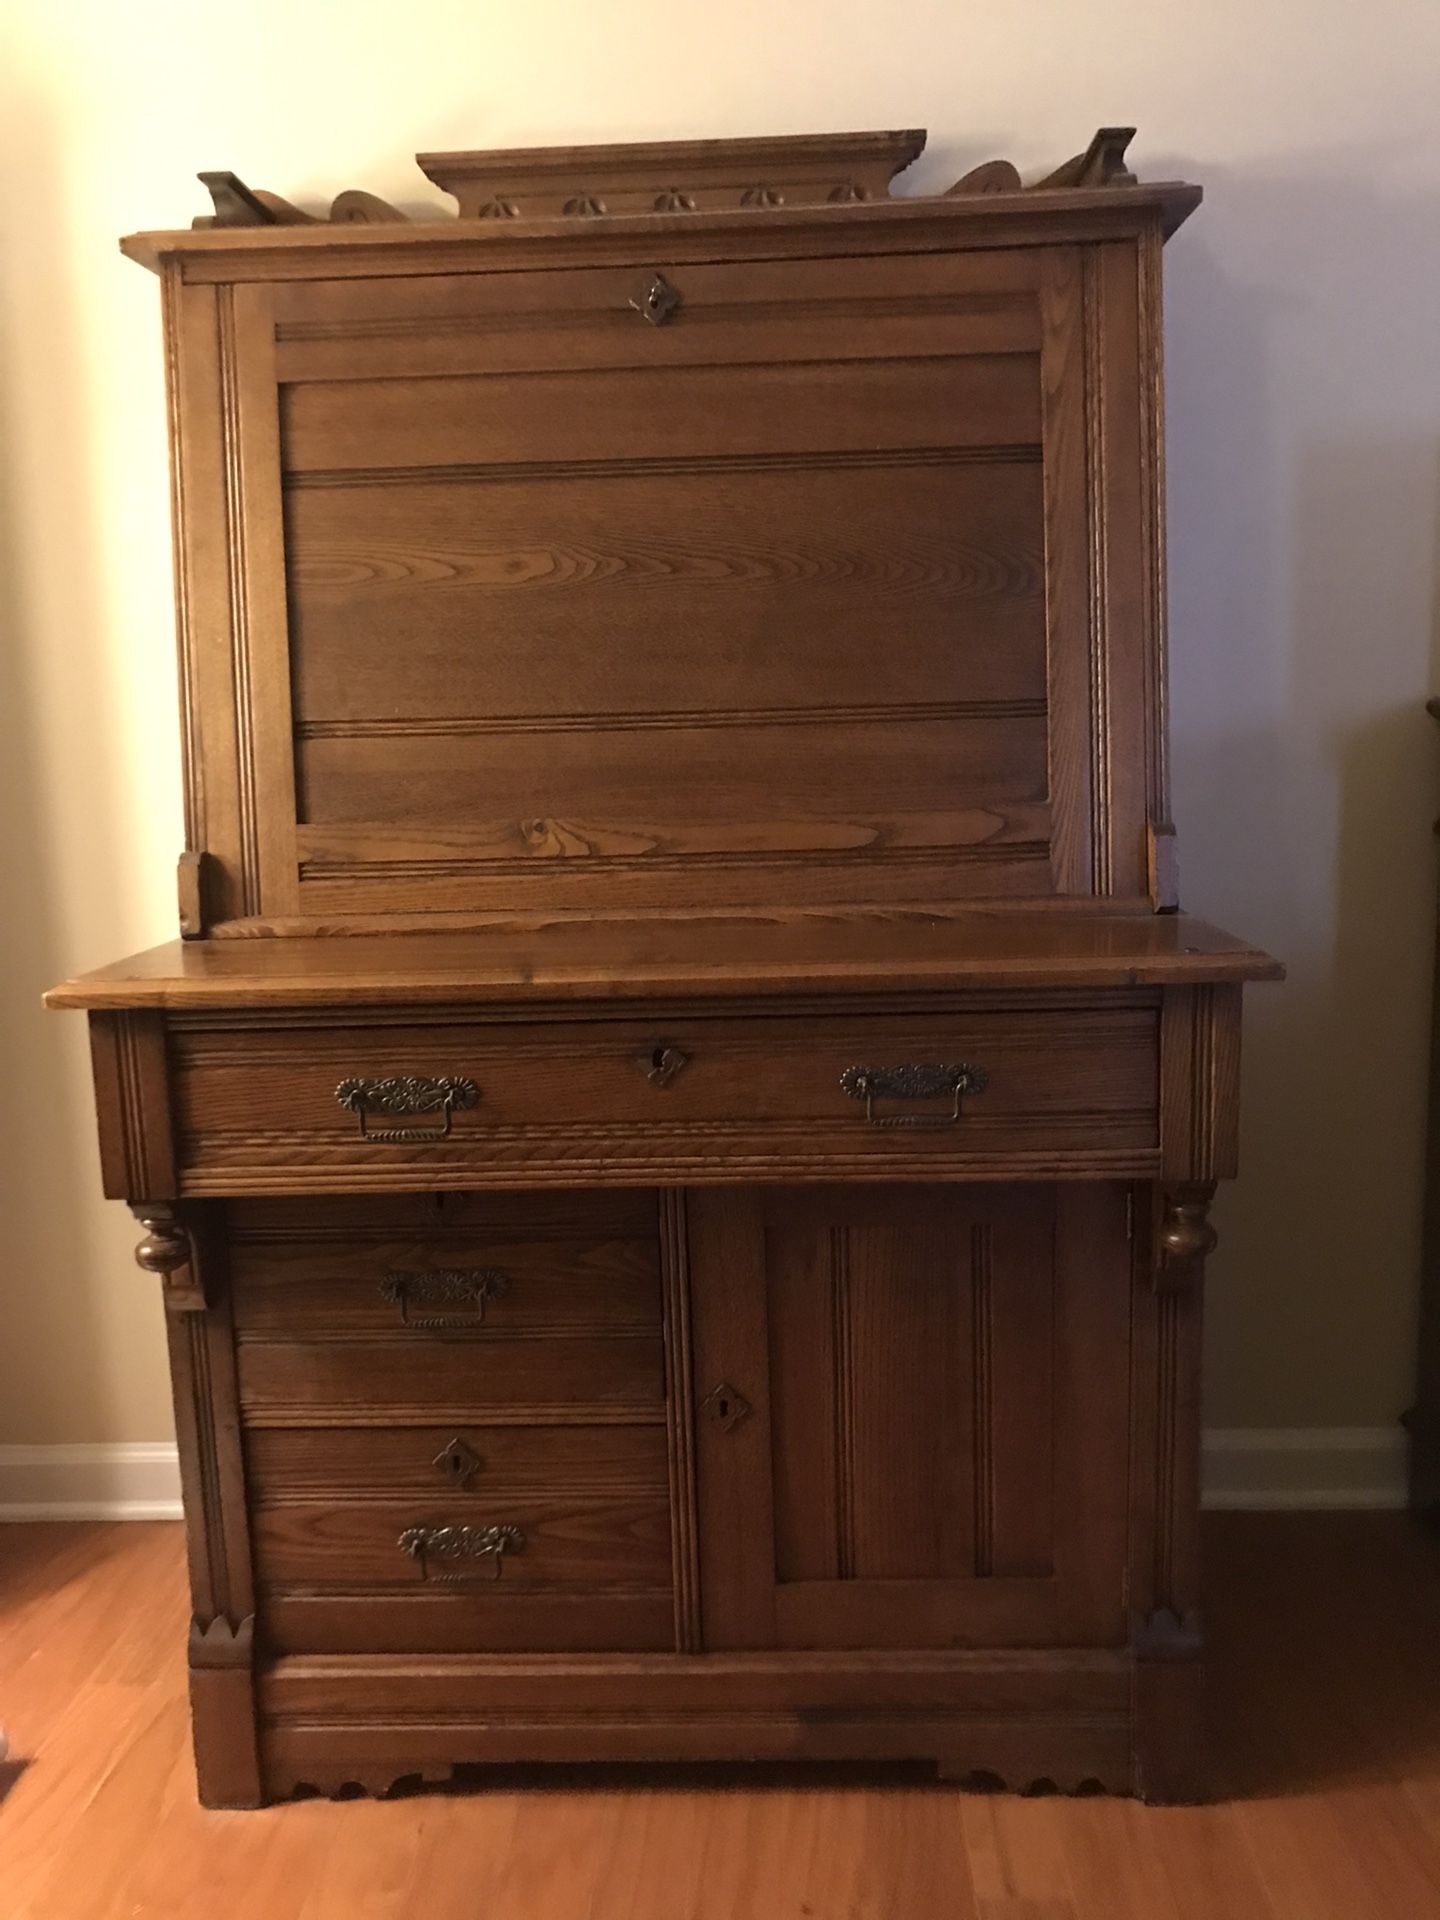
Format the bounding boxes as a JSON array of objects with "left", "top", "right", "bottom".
[
  {"left": 290, "top": 829, "right": 1058, "bottom": 916},
  {"left": 269, "top": 248, "right": 1046, "bottom": 384},
  {"left": 272, "top": 291, "right": 1054, "bottom": 915},
  {"left": 766, "top": 1189, "right": 1055, "bottom": 1587},
  {"left": 691, "top": 1183, "right": 1132, "bottom": 1651},
  {"left": 296, "top": 713, "right": 1046, "bottom": 838},
  {"left": 279, "top": 355, "right": 1041, "bottom": 476},
  {"left": 767, "top": 1204, "right": 976, "bottom": 1582},
  {"left": 285, "top": 459, "right": 1045, "bottom": 724}
]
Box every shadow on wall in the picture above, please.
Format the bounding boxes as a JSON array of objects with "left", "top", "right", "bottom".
[
  {"left": 1160, "top": 156, "right": 1440, "bottom": 1428},
  {"left": 0, "top": 88, "right": 166, "bottom": 1443}
]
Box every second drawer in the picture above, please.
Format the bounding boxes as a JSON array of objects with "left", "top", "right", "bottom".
[{"left": 228, "top": 1190, "right": 661, "bottom": 1339}]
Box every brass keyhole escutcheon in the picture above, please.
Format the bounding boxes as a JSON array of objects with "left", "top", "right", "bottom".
[
  {"left": 433, "top": 1436, "right": 483, "bottom": 1488},
  {"left": 639, "top": 1043, "right": 690, "bottom": 1088},
  {"left": 702, "top": 1381, "right": 751, "bottom": 1433},
  {"left": 629, "top": 272, "right": 681, "bottom": 325}
]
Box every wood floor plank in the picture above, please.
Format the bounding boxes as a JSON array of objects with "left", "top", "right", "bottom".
[
  {"left": 1056, "top": 1799, "right": 1185, "bottom": 1920},
  {"left": 967, "top": 1792, "right": 1079, "bottom": 1907},
  {"left": 1, "top": 1516, "right": 1438, "bottom": 1920},
  {"left": 1144, "top": 1807, "right": 1276, "bottom": 1920}
]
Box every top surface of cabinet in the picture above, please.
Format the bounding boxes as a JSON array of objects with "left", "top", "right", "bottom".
[{"left": 128, "top": 128, "right": 1202, "bottom": 939}]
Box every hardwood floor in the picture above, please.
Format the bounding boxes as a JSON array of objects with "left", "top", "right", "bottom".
[{"left": 1, "top": 1513, "right": 1437, "bottom": 1919}]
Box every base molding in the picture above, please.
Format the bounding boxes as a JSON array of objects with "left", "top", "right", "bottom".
[
  {"left": 1200, "top": 1426, "right": 1405, "bottom": 1511},
  {"left": 0, "top": 1427, "right": 1407, "bottom": 1521},
  {"left": 257, "top": 1646, "right": 1136, "bottom": 1801},
  {"left": 0, "top": 1442, "right": 183, "bottom": 1520}
]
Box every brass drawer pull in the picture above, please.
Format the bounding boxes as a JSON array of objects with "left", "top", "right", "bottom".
[
  {"left": 380, "top": 1268, "right": 509, "bottom": 1329},
  {"left": 398, "top": 1522, "right": 525, "bottom": 1582},
  {"left": 334, "top": 1074, "right": 479, "bottom": 1142},
  {"left": 840, "top": 1063, "right": 988, "bottom": 1129}
]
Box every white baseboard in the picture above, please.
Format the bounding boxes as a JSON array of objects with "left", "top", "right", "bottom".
[
  {"left": 1200, "top": 1426, "right": 1407, "bottom": 1510},
  {"left": 0, "top": 1443, "right": 183, "bottom": 1520},
  {"left": 0, "top": 1428, "right": 1410, "bottom": 1521}
]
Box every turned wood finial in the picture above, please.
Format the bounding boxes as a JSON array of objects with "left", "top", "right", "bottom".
[
  {"left": 131, "top": 1204, "right": 205, "bottom": 1310},
  {"left": 1155, "top": 1184, "right": 1217, "bottom": 1293}
]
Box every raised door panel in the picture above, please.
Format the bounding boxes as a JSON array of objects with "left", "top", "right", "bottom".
[{"left": 690, "top": 1183, "right": 1132, "bottom": 1651}]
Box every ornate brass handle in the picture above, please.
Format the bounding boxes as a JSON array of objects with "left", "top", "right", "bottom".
[
  {"left": 380, "top": 1268, "right": 509, "bottom": 1329},
  {"left": 839, "top": 1063, "right": 988, "bottom": 1129},
  {"left": 333, "top": 1075, "right": 479, "bottom": 1142},
  {"left": 398, "top": 1523, "right": 525, "bottom": 1582}
]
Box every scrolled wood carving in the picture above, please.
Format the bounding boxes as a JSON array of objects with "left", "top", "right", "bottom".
[
  {"left": 328, "top": 189, "right": 408, "bottom": 225},
  {"left": 195, "top": 170, "right": 412, "bottom": 230},
  {"left": 944, "top": 159, "right": 1022, "bottom": 197},
  {"left": 945, "top": 126, "right": 1137, "bottom": 199},
  {"left": 194, "top": 172, "right": 320, "bottom": 229},
  {"left": 1037, "top": 126, "right": 1137, "bottom": 189},
  {"left": 190, "top": 125, "right": 1149, "bottom": 231}
]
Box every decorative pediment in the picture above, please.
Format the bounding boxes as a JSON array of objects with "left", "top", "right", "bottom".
[{"left": 191, "top": 126, "right": 1144, "bottom": 230}]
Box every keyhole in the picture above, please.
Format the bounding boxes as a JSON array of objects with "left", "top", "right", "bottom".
[
  {"left": 433, "top": 1436, "right": 482, "bottom": 1485},
  {"left": 702, "top": 1380, "right": 750, "bottom": 1432},
  {"left": 640, "top": 1043, "right": 689, "bottom": 1087}
]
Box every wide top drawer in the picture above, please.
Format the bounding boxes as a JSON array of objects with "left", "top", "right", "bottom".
[{"left": 168, "top": 1000, "right": 1160, "bottom": 1193}]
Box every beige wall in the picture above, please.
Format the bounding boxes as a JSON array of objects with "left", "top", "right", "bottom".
[{"left": 2, "top": 0, "right": 1437, "bottom": 1444}]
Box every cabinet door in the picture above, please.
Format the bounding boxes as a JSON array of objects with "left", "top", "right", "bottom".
[{"left": 689, "top": 1183, "right": 1132, "bottom": 1650}]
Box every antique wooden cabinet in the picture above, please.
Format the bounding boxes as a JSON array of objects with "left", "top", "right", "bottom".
[{"left": 47, "top": 127, "right": 1280, "bottom": 1805}]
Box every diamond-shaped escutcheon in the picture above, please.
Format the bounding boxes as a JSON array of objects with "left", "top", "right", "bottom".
[
  {"left": 433, "top": 1436, "right": 483, "bottom": 1486},
  {"left": 701, "top": 1381, "right": 752, "bottom": 1433}
]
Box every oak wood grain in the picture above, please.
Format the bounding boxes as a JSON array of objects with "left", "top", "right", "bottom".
[
  {"left": 285, "top": 461, "right": 1045, "bottom": 723},
  {"left": 46, "top": 915, "right": 1282, "bottom": 1010},
  {"left": 693, "top": 1183, "right": 1131, "bottom": 1652},
  {"left": 235, "top": 1334, "right": 665, "bottom": 1426},
  {"left": 45, "top": 134, "right": 1278, "bottom": 1811}
]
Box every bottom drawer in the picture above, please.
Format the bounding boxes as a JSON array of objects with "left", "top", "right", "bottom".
[
  {"left": 260, "top": 1589, "right": 677, "bottom": 1657},
  {"left": 252, "top": 1493, "right": 672, "bottom": 1589},
  {"left": 249, "top": 1423, "right": 674, "bottom": 1654}
]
